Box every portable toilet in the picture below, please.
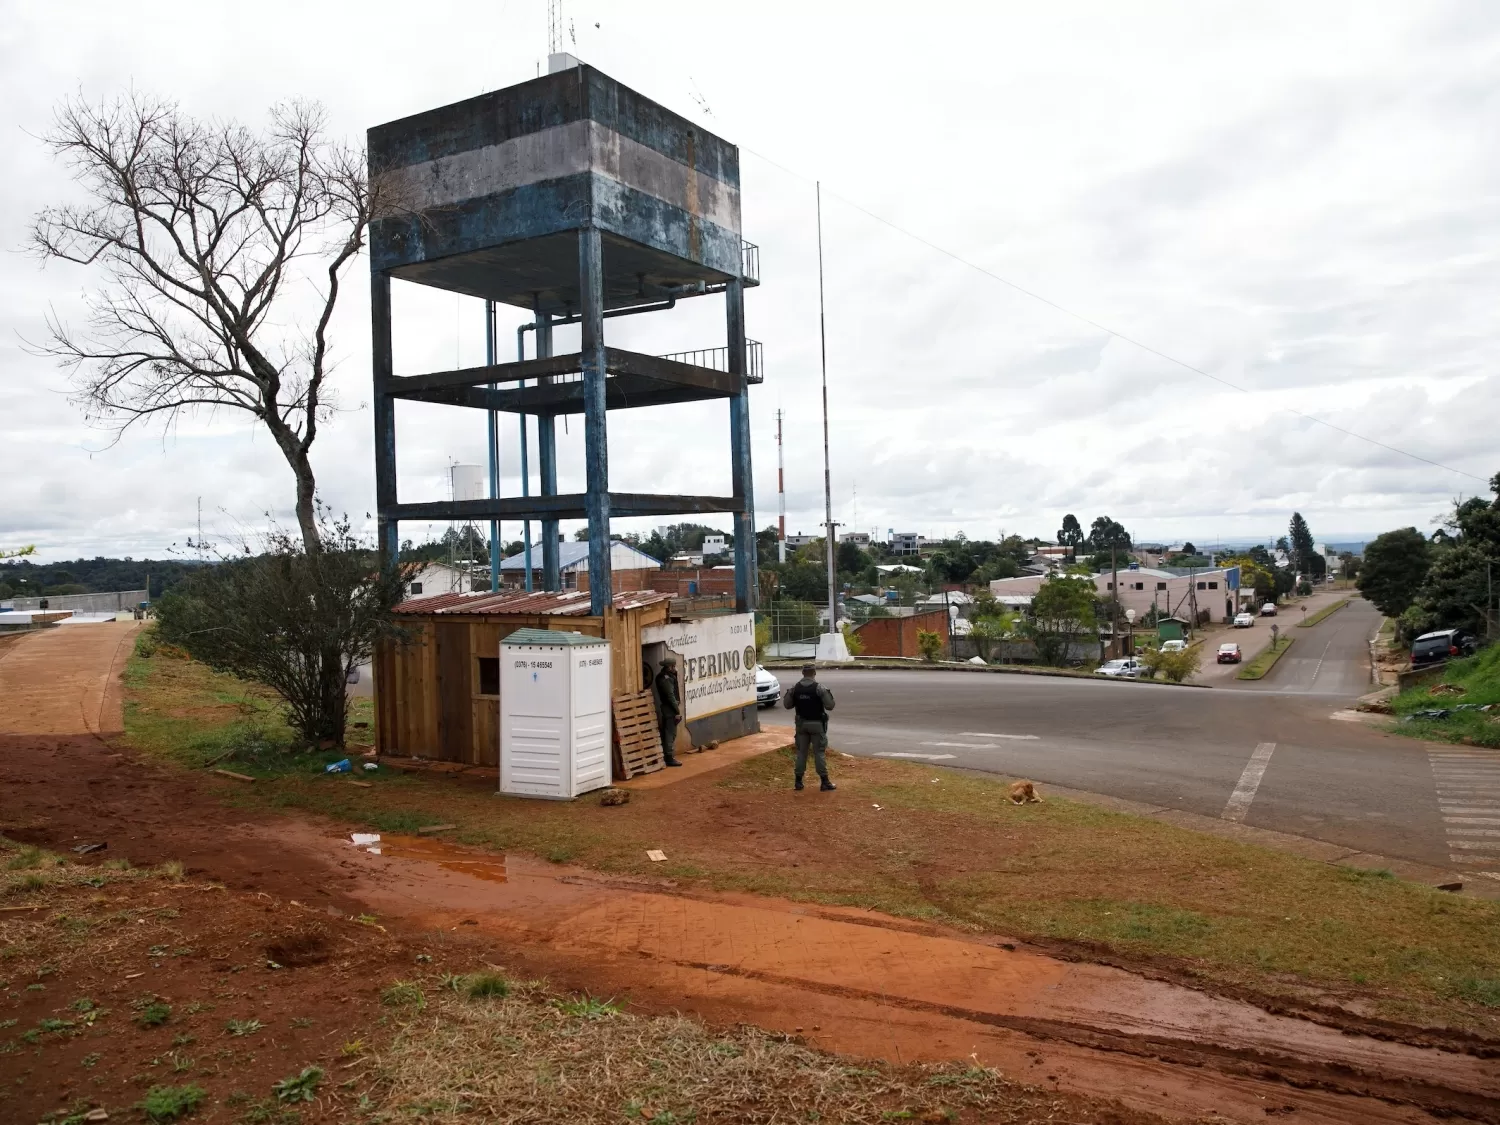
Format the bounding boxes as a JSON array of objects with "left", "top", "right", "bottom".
[{"left": 499, "top": 628, "right": 613, "bottom": 800}]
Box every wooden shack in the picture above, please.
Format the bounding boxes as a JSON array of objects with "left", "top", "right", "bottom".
[{"left": 373, "top": 588, "right": 672, "bottom": 767}]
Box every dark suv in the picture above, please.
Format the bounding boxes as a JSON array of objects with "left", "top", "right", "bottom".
[{"left": 1411, "top": 628, "right": 1478, "bottom": 668}]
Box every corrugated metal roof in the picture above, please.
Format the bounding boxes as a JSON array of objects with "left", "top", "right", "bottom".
[{"left": 394, "top": 588, "right": 671, "bottom": 616}]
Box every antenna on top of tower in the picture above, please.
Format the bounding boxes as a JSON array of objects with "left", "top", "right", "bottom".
[{"left": 548, "top": 0, "right": 563, "bottom": 55}]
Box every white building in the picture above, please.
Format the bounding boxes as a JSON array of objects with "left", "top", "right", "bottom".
[
  {"left": 499, "top": 540, "right": 661, "bottom": 590},
  {"left": 888, "top": 531, "right": 922, "bottom": 556},
  {"left": 840, "top": 531, "right": 872, "bottom": 547},
  {"left": 406, "top": 561, "right": 479, "bottom": 599},
  {"left": 701, "top": 533, "right": 728, "bottom": 557},
  {"left": 990, "top": 566, "right": 1245, "bottom": 625}
]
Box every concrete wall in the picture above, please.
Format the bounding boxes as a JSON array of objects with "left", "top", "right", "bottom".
[{"left": 6, "top": 589, "right": 146, "bottom": 614}]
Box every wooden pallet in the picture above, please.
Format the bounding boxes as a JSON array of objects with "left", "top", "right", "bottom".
[{"left": 612, "top": 690, "right": 664, "bottom": 779}]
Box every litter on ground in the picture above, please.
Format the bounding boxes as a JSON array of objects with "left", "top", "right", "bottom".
[{"left": 646, "top": 849, "right": 667, "bottom": 862}]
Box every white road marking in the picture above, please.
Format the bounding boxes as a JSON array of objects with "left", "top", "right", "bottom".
[
  {"left": 1431, "top": 748, "right": 1500, "bottom": 876},
  {"left": 875, "top": 752, "right": 956, "bottom": 760},
  {"left": 1222, "top": 742, "right": 1277, "bottom": 822},
  {"left": 958, "top": 732, "right": 1040, "bottom": 740},
  {"left": 921, "top": 741, "right": 999, "bottom": 749}
]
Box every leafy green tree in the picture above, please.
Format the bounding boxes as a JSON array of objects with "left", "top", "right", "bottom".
[
  {"left": 969, "top": 611, "right": 1016, "bottom": 663},
  {"left": 1026, "top": 575, "right": 1098, "bottom": 666},
  {"left": 1358, "top": 528, "right": 1431, "bottom": 617},
  {"left": 1088, "top": 516, "right": 1131, "bottom": 554},
  {"left": 1057, "top": 514, "right": 1084, "bottom": 549},
  {"left": 1289, "top": 513, "right": 1315, "bottom": 575},
  {"left": 154, "top": 512, "right": 408, "bottom": 746}
]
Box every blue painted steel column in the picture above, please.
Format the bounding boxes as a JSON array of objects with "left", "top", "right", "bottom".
[
  {"left": 726, "top": 277, "right": 757, "bottom": 613},
  {"left": 371, "top": 272, "right": 399, "bottom": 567},
  {"left": 485, "top": 300, "right": 500, "bottom": 592},
  {"left": 535, "top": 298, "right": 561, "bottom": 591},
  {"left": 579, "top": 226, "right": 612, "bottom": 617},
  {"left": 517, "top": 326, "right": 534, "bottom": 593}
]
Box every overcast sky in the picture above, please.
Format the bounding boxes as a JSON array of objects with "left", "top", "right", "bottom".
[{"left": 4, "top": 1, "right": 1498, "bottom": 563}]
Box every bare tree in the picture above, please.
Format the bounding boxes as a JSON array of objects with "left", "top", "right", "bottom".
[{"left": 30, "top": 92, "right": 375, "bottom": 554}]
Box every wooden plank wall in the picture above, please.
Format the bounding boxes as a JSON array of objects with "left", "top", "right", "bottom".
[{"left": 373, "top": 602, "right": 671, "bottom": 766}]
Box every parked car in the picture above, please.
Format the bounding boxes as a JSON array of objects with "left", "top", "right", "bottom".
[
  {"left": 1217, "top": 642, "right": 1242, "bottom": 664},
  {"left": 1410, "top": 629, "right": 1478, "bottom": 669},
  {"left": 1096, "top": 657, "right": 1146, "bottom": 678},
  {"left": 1233, "top": 612, "right": 1255, "bottom": 628},
  {"left": 1160, "top": 639, "right": 1188, "bottom": 653},
  {"left": 1260, "top": 603, "right": 1278, "bottom": 616},
  {"left": 755, "top": 665, "right": 782, "bottom": 708}
]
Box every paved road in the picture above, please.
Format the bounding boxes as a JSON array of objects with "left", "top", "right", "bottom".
[{"left": 794, "top": 599, "right": 1494, "bottom": 876}]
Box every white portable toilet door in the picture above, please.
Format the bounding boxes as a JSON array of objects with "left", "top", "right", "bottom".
[
  {"left": 500, "top": 645, "right": 569, "bottom": 798},
  {"left": 569, "top": 644, "right": 612, "bottom": 796}
]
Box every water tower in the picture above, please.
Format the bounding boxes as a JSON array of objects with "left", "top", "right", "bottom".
[{"left": 367, "top": 58, "right": 762, "bottom": 614}]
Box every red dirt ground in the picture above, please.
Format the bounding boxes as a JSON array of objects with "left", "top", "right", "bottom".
[{"left": 3, "top": 624, "right": 1500, "bottom": 1124}]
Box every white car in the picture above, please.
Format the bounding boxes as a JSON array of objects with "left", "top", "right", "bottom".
[
  {"left": 1233, "top": 613, "right": 1254, "bottom": 628},
  {"left": 755, "top": 665, "right": 781, "bottom": 708},
  {"left": 1160, "top": 639, "right": 1188, "bottom": 653},
  {"left": 1096, "top": 658, "right": 1146, "bottom": 678},
  {"left": 1260, "top": 603, "right": 1278, "bottom": 617}
]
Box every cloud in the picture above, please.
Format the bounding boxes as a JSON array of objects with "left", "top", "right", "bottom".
[{"left": 2, "top": 0, "right": 1497, "bottom": 564}]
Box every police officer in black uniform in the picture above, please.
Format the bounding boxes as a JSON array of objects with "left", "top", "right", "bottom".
[{"left": 782, "top": 662, "right": 836, "bottom": 791}]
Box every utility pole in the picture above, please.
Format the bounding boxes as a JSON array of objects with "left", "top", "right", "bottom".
[
  {"left": 817, "top": 180, "right": 837, "bottom": 633},
  {"left": 776, "top": 408, "right": 786, "bottom": 564},
  {"left": 1110, "top": 542, "right": 1119, "bottom": 658}
]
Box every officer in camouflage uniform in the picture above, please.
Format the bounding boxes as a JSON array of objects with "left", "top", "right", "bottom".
[
  {"left": 654, "top": 655, "right": 683, "bottom": 767},
  {"left": 782, "top": 662, "right": 836, "bottom": 791}
]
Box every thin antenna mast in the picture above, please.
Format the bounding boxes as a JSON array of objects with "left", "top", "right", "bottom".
[
  {"left": 196, "top": 497, "right": 203, "bottom": 561},
  {"left": 817, "top": 181, "right": 838, "bottom": 630},
  {"left": 776, "top": 408, "right": 787, "bottom": 564},
  {"left": 548, "top": 0, "right": 563, "bottom": 54}
]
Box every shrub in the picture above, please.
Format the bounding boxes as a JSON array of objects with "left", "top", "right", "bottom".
[
  {"left": 154, "top": 510, "right": 409, "bottom": 746},
  {"left": 840, "top": 622, "right": 864, "bottom": 657},
  {"left": 917, "top": 630, "right": 944, "bottom": 662},
  {"left": 137, "top": 1083, "right": 205, "bottom": 1121}
]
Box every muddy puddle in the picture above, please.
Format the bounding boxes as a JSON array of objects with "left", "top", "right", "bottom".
[{"left": 325, "top": 826, "right": 1500, "bottom": 1124}]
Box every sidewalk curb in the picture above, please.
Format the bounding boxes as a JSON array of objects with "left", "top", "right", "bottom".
[{"left": 763, "top": 659, "right": 1212, "bottom": 688}]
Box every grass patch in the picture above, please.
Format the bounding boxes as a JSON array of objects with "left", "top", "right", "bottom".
[
  {"left": 123, "top": 650, "right": 1500, "bottom": 1036},
  {"left": 463, "top": 972, "right": 510, "bottom": 1000},
  {"left": 1388, "top": 644, "right": 1500, "bottom": 748},
  {"left": 1298, "top": 598, "right": 1350, "bottom": 627},
  {"left": 136, "top": 1083, "right": 205, "bottom": 1121},
  {"left": 1237, "top": 635, "right": 1294, "bottom": 680},
  {"left": 366, "top": 979, "right": 1116, "bottom": 1124}
]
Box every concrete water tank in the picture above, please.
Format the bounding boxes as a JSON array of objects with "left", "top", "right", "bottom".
[{"left": 499, "top": 628, "right": 612, "bottom": 799}]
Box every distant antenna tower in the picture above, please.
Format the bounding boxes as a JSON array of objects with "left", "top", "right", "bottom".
[
  {"left": 196, "top": 497, "right": 203, "bottom": 561},
  {"left": 548, "top": 0, "right": 563, "bottom": 54},
  {"left": 776, "top": 409, "right": 786, "bottom": 563}
]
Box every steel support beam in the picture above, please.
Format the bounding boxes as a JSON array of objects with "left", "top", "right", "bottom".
[
  {"left": 726, "top": 276, "right": 756, "bottom": 613},
  {"left": 371, "top": 272, "right": 399, "bottom": 566},
  {"left": 535, "top": 302, "right": 560, "bottom": 591},
  {"left": 387, "top": 492, "right": 741, "bottom": 523},
  {"left": 580, "top": 225, "right": 612, "bottom": 616}
]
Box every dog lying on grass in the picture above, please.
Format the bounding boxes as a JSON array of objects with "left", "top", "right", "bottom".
[{"left": 1009, "top": 780, "right": 1042, "bottom": 804}]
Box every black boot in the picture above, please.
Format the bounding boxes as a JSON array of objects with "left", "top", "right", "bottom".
[
  {"left": 664, "top": 756, "right": 682, "bottom": 768},
  {"left": 819, "top": 778, "right": 836, "bottom": 791},
  {"left": 794, "top": 777, "right": 804, "bottom": 791}
]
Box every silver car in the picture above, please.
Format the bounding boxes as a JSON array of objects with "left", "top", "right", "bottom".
[{"left": 755, "top": 665, "right": 781, "bottom": 707}]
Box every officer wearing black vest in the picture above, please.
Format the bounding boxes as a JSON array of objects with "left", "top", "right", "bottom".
[{"left": 782, "top": 663, "right": 836, "bottom": 791}]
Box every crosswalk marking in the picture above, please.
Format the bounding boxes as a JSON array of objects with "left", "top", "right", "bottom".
[
  {"left": 1429, "top": 746, "right": 1500, "bottom": 880},
  {"left": 1223, "top": 742, "right": 1276, "bottom": 822}
]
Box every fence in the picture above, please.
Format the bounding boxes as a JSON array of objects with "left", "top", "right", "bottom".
[{"left": 4, "top": 589, "right": 147, "bottom": 614}]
